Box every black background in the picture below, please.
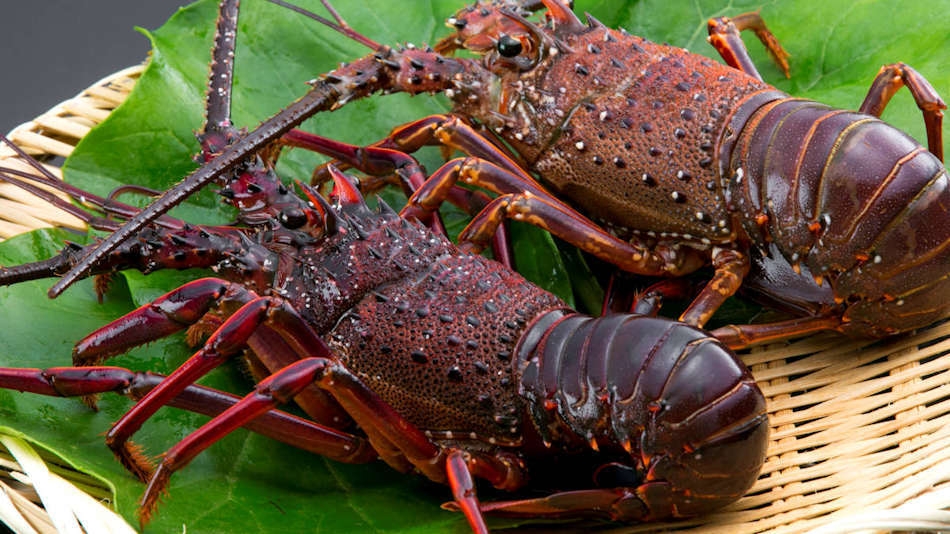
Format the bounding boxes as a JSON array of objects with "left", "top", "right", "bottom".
[{"left": 0, "top": 1, "right": 185, "bottom": 131}]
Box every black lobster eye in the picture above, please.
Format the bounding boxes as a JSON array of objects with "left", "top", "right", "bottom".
[
  {"left": 496, "top": 34, "right": 523, "bottom": 57},
  {"left": 279, "top": 208, "right": 308, "bottom": 229}
]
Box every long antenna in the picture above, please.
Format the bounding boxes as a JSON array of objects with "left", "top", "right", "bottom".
[
  {"left": 204, "top": 0, "right": 241, "bottom": 135},
  {"left": 267, "top": 0, "right": 381, "bottom": 50}
]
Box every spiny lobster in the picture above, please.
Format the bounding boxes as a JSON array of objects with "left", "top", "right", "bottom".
[{"left": 0, "top": 1, "right": 768, "bottom": 531}]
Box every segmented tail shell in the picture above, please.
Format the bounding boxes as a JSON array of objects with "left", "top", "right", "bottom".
[
  {"left": 517, "top": 312, "right": 768, "bottom": 518},
  {"left": 728, "top": 97, "right": 950, "bottom": 335}
]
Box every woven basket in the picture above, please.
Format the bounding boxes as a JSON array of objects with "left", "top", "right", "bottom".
[
  {"left": 4, "top": 65, "right": 950, "bottom": 534},
  {"left": 0, "top": 65, "right": 143, "bottom": 240}
]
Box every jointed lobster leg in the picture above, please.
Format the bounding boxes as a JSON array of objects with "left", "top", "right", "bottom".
[
  {"left": 283, "top": 126, "right": 515, "bottom": 266},
  {"left": 0, "top": 366, "right": 375, "bottom": 464},
  {"left": 706, "top": 12, "right": 791, "bottom": 81},
  {"left": 859, "top": 62, "right": 946, "bottom": 160},
  {"left": 136, "top": 354, "right": 528, "bottom": 534},
  {"left": 301, "top": 114, "right": 536, "bottom": 193},
  {"left": 443, "top": 180, "right": 698, "bottom": 274},
  {"left": 72, "top": 281, "right": 343, "bottom": 480},
  {"left": 711, "top": 315, "right": 845, "bottom": 350}
]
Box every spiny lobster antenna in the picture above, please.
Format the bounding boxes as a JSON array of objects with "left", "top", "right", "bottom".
[
  {"left": 267, "top": 0, "right": 382, "bottom": 50},
  {"left": 204, "top": 0, "right": 240, "bottom": 136}
]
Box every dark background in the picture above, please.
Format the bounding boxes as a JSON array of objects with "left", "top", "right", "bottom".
[{"left": 0, "top": 1, "right": 185, "bottom": 131}]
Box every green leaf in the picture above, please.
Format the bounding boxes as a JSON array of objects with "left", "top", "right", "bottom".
[{"left": 2, "top": 1, "right": 950, "bottom": 533}]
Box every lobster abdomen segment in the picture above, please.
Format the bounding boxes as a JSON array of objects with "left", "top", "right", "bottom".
[
  {"left": 516, "top": 312, "right": 768, "bottom": 519},
  {"left": 729, "top": 97, "right": 950, "bottom": 335}
]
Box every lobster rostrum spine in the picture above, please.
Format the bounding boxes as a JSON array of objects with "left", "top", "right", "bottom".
[{"left": 0, "top": 1, "right": 768, "bottom": 530}]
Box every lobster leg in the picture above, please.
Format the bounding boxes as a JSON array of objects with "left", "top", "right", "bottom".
[
  {"left": 710, "top": 315, "right": 845, "bottom": 350},
  {"left": 303, "top": 114, "right": 532, "bottom": 191},
  {"left": 707, "top": 12, "right": 791, "bottom": 81},
  {"left": 678, "top": 247, "right": 750, "bottom": 327},
  {"left": 79, "top": 283, "right": 340, "bottom": 481},
  {"left": 859, "top": 62, "right": 946, "bottom": 161},
  {"left": 0, "top": 366, "right": 374, "bottom": 464},
  {"left": 73, "top": 278, "right": 253, "bottom": 364},
  {"left": 282, "top": 125, "right": 515, "bottom": 267},
  {"left": 454, "top": 488, "right": 664, "bottom": 522},
  {"left": 284, "top": 124, "right": 511, "bottom": 214},
  {"left": 404, "top": 157, "right": 706, "bottom": 275},
  {"left": 135, "top": 355, "right": 525, "bottom": 534}
]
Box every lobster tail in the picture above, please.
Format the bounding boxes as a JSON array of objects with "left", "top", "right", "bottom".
[
  {"left": 728, "top": 97, "right": 950, "bottom": 335},
  {"left": 516, "top": 312, "right": 768, "bottom": 519}
]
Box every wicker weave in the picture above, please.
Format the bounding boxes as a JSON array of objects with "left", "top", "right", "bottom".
[
  {"left": 3, "top": 64, "right": 950, "bottom": 533},
  {"left": 0, "top": 64, "right": 143, "bottom": 241}
]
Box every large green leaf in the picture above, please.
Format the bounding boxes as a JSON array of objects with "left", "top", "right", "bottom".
[{"left": 2, "top": 0, "right": 949, "bottom": 532}]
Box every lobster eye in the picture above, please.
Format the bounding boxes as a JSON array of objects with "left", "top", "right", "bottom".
[
  {"left": 279, "top": 208, "right": 308, "bottom": 229},
  {"left": 496, "top": 34, "right": 523, "bottom": 57}
]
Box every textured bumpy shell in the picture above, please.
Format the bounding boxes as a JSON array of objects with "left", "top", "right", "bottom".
[
  {"left": 451, "top": 20, "right": 771, "bottom": 243},
  {"left": 278, "top": 204, "right": 564, "bottom": 441},
  {"left": 450, "top": 7, "right": 950, "bottom": 339}
]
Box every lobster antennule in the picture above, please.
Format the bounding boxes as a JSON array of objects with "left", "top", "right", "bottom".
[
  {"left": 0, "top": 134, "right": 183, "bottom": 232},
  {"left": 266, "top": 0, "right": 382, "bottom": 50},
  {"left": 0, "top": 166, "right": 120, "bottom": 232}
]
